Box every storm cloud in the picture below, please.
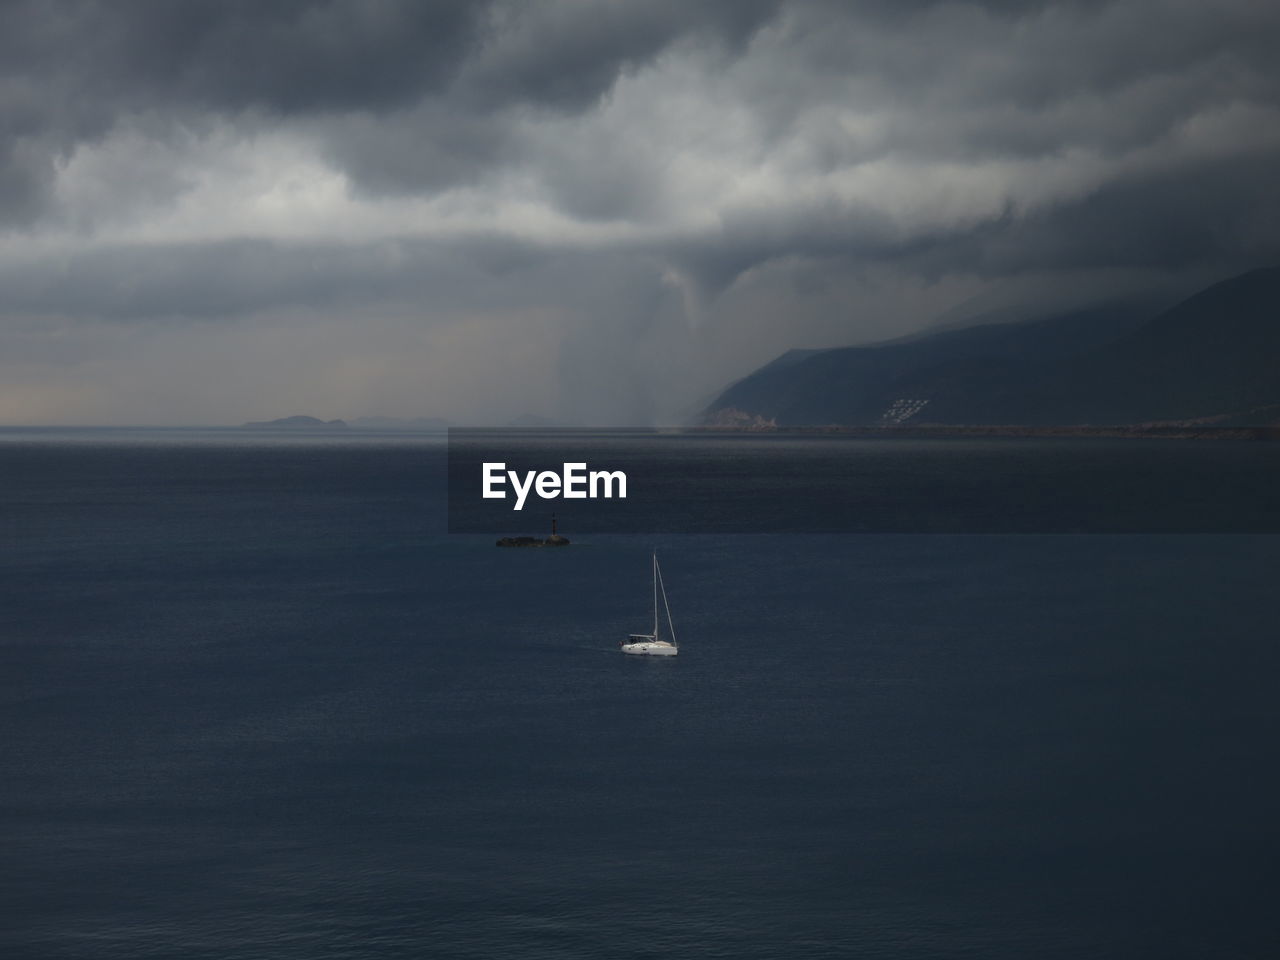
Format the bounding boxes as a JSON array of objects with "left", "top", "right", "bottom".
[{"left": 1, "top": 0, "right": 1277, "bottom": 423}]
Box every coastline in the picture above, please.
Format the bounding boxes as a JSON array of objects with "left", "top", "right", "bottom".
[{"left": 685, "top": 424, "right": 1280, "bottom": 440}]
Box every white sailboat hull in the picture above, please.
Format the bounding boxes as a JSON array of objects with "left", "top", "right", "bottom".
[{"left": 620, "top": 640, "right": 678, "bottom": 656}]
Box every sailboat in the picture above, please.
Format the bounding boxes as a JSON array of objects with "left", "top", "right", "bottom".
[{"left": 620, "top": 553, "right": 678, "bottom": 656}]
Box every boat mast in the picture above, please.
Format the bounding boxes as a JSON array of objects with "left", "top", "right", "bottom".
[
  {"left": 656, "top": 557, "right": 677, "bottom": 648},
  {"left": 652, "top": 552, "right": 659, "bottom": 639}
]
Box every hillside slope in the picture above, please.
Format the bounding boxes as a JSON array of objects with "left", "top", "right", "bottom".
[{"left": 704, "top": 268, "right": 1280, "bottom": 426}]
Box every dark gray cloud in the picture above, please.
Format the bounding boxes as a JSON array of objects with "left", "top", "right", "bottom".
[
  {"left": 0, "top": 0, "right": 480, "bottom": 114},
  {"left": 0, "top": 0, "right": 1277, "bottom": 423},
  {"left": 461, "top": 0, "right": 781, "bottom": 111},
  {"left": 0, "top": 0, "right": 783, "bottom": 215}
]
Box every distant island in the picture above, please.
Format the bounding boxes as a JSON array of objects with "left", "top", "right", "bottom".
[
  {"left": 242, "top": 415, "right": 348, "bottom": 430},
  {"left": 240, "top": 415, "right": 452, "bottom": 431}
]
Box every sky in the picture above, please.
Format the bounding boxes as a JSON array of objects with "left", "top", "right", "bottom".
[{"left": 1, "top": 0, "right": 1278, "bottom": 425}]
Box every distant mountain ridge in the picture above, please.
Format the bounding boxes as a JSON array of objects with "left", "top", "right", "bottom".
[
  {"left": 242, "top": 415, "right": 347, "bottom": 430},
  {"left": 241, "top": 415, "right": 453, "bottom": 431},
  {"left": 704, "top": 267, "right": 1280, "bottom": 427}
]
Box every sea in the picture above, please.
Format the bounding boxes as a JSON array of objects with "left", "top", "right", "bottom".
[{"left": 3, "top": 428, "right": 1278, "bottom": 959}]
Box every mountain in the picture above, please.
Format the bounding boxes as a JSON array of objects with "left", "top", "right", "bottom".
[
  {"left": 704, "top": 268, "right": 1280, "bottom": 427},
  {"left": 1028, "top": 267, "right": 1280, "bottom": 424}
]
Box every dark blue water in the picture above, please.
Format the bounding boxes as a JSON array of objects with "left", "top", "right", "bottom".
[{"left": 3, "top": 430, "right": 1278, "bottom": 958}]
